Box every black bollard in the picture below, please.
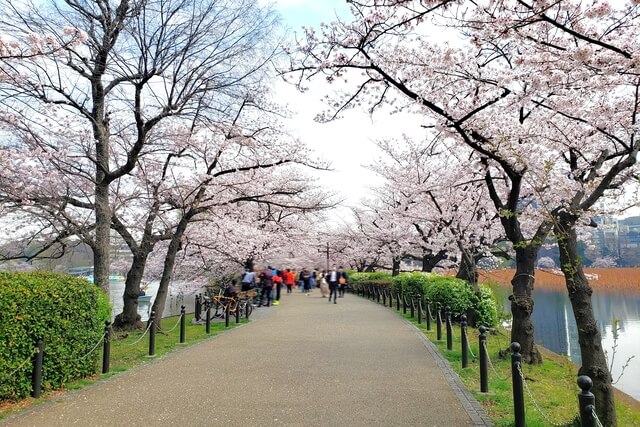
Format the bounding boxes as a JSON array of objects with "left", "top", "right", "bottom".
[
  {"left": 225, "top": 299, "right": 230, "bottom": 327},
  {"left": 235, "top": 300, "right": 240, "bottom": 324},
  {"left": 396, "top": 292, "right": 401, "bottom": 311},
  {"left": 578, "top": 376, "right": 596, "bottom": 427},
  {"left": 479, "top": 326, "right": 488, "bottom": 393},
  {"left": 382, "top": 288, "right": 387, "bottom": 306},
  {"left": 445, "top": 306, "right": 453, "bottom": 350},
  {"left": 149, "top": 311, "right": 156, "bottom": 356},
  {"left": 426, "top": 300, "right": 432, "bottom": 331},
  {"left": 195, "top": 294, "right": 201, "bottom": 321},
  {"left": 180, "top": 305, "right": 186, "bottom": 344},
  {"left": 31, "top": 338, "right": 44, "bottom": 398},
  {"left": 388, "top": 290, "right": 393, "bottom": 308},
  {"left": 436, "top": 302, "right": 442, "bottom": 341},
  {"left": 511, "top": 342, "right": 525, "bottom": 427},
  {"left": 102, "top": 321, "right": 111, "bottom": 374},
  {"left": 417, "top": 298, "right": 423, "bottom": 324},
  {"left": 410, "top": 296, "right": 415, "bottom": 318},
  {"left": 402, "top": 294, "right": 407, "bottom": 314},
  {"left": 205, "top": 305, "right": 211, "bottom": 334},
  {"left": 461, "top": 315, "right": 468, "bottom": 368},
  {"left": 377, "top": 288, "right": 381, "bottom": 303}
]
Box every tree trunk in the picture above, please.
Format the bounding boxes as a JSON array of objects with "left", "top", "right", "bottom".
[
  {"left": 391, "top": 256, "right": 401, "bottom": 276},
  {"left": 555, "top": 217, "right": 617, "bottom": 426},
  {"left": 422, "top": 249, "right": 447, "bottom": 272},
  {"left": 151, "top": 219, "right": 189, "bottom": 326},
  {"left": 93, "top": 182, "right": 111, "bottom": 295},
  {"left": 113, "top": 251, "right": 148, "bottom": 330},
  {"left": 510, "top": 245, "right": 543, "bottom": 364},
  {"left": 456, "top": 246, "right": 479, "bottom": 291}
]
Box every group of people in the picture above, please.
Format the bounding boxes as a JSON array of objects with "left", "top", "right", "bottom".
[{"left": 238, "top": 265, "right": 349, "bottom": 306}]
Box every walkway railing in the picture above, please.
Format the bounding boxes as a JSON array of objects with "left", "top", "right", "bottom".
[{"left": 353, "top": 282, "right": 603, "bottom": 427}]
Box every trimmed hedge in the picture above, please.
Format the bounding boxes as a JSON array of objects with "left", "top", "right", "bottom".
[
  {"left": 351, "top": 271, "right": 499, "bottom": 328},
  {"left": 0, "top": 271, "right": 110, "bottom": 401}
]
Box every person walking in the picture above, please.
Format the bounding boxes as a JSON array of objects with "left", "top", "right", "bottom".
[
  {"left": 284, "top": 269, "right": 295, "bottom": 294},
  {"left": 319, "top": 270, "right": 329, "bottom": 298},
  {"left": 328, "top": 266, "right": 339, "bottom": 304},
  {"left": 272, "top": 271, "right": 283, "bottom": 306},
  {"left": 338, "top": 266, "right": 348, "bottom": 298},
  {"left": 259, "top": 266, "right": 273, "bottom": 307}
]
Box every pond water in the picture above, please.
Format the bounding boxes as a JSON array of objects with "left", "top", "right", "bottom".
[
  {"left": 108, "top": 280, "right": 198, "bottom": 322},
  {"left": 500, "top": 285, "right": 640, "bottom": 401}
]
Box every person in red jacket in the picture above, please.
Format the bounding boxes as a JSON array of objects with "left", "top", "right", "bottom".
[{"left": 283, "top": 269, "right": 295, "bottom": 294}]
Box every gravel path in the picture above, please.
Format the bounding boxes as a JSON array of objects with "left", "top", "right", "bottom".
[{"left": 2, "top": 291, "right": 491, "bottom": 426}]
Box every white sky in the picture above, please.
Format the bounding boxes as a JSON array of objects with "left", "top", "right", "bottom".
[{"left": 268, "top": 0, "right": 427, "bottom": 218}]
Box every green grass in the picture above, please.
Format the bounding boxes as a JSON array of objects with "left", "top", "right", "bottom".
[
  {"left": 0, "top": 313, "right": 246, "bottom": 420},
  {"left": 375, "top": 296, "right": 640, "bottom": 427}
]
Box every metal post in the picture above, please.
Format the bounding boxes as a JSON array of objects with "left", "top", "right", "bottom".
[
  {"left": 426, "top": 300, "right": 431, "bottom": 331},
  {"left": 195, "top": 294, "right": 201, "bottom": 321},
  {"left": 445, "top": 306, "right": 453, "bottom": 350},
  {"left": 225, "top": 299, "right": 230, "bottom": 327},
  {"left": 180, "top": 305, "right": 186, "bottom": 344},
  {"left": 31, "top": 338, "right": 44, "bottom": 398},
  {"left": 377, "top": 287, "right": 381, "bottom": 303},
  {"left": 396, "top": 292, "right": 401, "bottom": 311},
  {"left": 461, "top": 315, "right": 468, "bottom": 368},
  {"left": 410, "top": 296, "right": 415, "bottom": 318},
  {"left": 417, "top": 298, "right": 423, "bottom": 324},
  {"left": 389, "top": 290, "right": 393, "bottom": 308},
  {"left": 382, "top": 288, "right": 387, "bottom": 306},
  {"left": 149, "top": 311, "right": 156, "bottom": 356},
  {"left": 205, "top": 305, "right": 211, "bottom": 334},
  {"left": 235, "top": 300, "right": 240, "bottom": 324},
  {"left": 436, "top": 302, "right": 442, "bottom": 341},
  {"left": 102, "top": 321, "right": 111, "bottom": 374},
  {"left": 578, "top": 376, "right": 596, "bottom": 427},
  {"left": 479, "top": 326, "right": 488, "bottom": 393},
  {"left": 402, "top": 294, "right": 407, "bottom": 314},
  {"left": 511, "top": 342, "right": 525, "bottom": 427}
]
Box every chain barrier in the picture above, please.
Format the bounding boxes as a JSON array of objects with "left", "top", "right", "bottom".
[
  {"left": 125, "top": 321, "right": 153, "bottom": 346},
  {"left": 516, "top": 363, "right": 572, "bottom": 427},
  {"left": 463, "top": 329, "right": 477, "bottom": 360},
  {"left": 160, "top": 313, "right": 184, "bottom": 334},
  {"left": 482, "top": 341, "right": 509, "bottom": 381},
  {"left": 0, "top": 349, "right": 37, "bottom": 382},
  {"left": 79, "top": 333, "right": 106, "bottom": 359},
  {"left": 591, "top": 407, "right": 605, "bottom": 427}
]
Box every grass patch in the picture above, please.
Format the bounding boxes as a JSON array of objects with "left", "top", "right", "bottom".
[
  {"left": 372, "top": 296, "right": 640, "bottom": 426},
  {"left": 0, "top": 313, "right": 246, "bottom": 420}
]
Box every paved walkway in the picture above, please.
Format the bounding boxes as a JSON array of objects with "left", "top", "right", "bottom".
[{"left": 3, "top": 292, "right": 491, "bottom": 426}]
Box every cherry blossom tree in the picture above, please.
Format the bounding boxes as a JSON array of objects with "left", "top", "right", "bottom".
[
  {"left": 288, "top": 2, "right": 640, "bottom": 422},
  {"left": 0, "top": 0, "right": 279, "bottom": 293}
]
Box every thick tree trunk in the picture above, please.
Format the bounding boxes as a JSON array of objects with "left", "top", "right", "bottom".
[
  {"left": 456, "top": 246, "right": 479, "bottom": 291},
  {"left": 391, "top": 256, "right": 401, "bottom": 276},
  {"left": 93, "top": 182, "right": 111, "bottom": 295},
  {"left": 555, "top": 218, "right": 617, "bottom": 426},
  {"left": 422, "top": 249, "right": 447, "bottom": 272},
  {"left": 151, "top": 219, "right": 189, "bottom": 326},
  {"left": 113, "top": 251, "right": 149, "bottom": 330},
  {"left": 510, "top": 246, "right": 542, "bottom": 364}
]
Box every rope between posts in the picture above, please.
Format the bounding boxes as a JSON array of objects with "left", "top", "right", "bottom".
[
  {"left": 79, "top": 333, "right": 105, "bottom": 359},
  {"left": 592, "top": 407, "right": 605, "bottom": 427},
  {"left": 162, "top": 313, "right": 183, "bottom": 334},
  {"left": 516, "top": 363, "right": 571, "bottom": 427},
  {"left": 126, "top": 321, "right": 153, "bottom": 346},
  {"left": 463, "top": 329, "right": 477, "bottom": 359},
  {"left": 482, "top": 341, "right": 509, "bottom": 381},
  {"left": 0, "top": 349, "right": 37, "bottom": 382}
]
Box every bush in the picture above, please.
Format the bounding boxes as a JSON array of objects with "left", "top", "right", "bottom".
[
  {"left": 474, "top": 285, "right": 499, "bottom": 328},
  {"left": 391, "top": 272, "right": 431, "bottom": 295},
  {"left": 348, "top": 271, "right": 392, "bottom": 283},
  {"left": 0, "top": 272, "right": 110, "bottom": 401},
  {"left": 423, "top": 276, "right": 475, "bottom": 318}
]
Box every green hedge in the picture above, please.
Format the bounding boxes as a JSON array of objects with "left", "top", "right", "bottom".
[
  {"left": 352, "top": 272, "right": 499, "bottom": 328},
  {"left": 0, "top": 272, "right": 110, "bottom": 401}
]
